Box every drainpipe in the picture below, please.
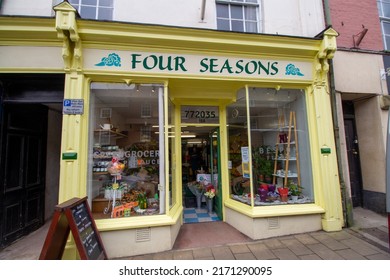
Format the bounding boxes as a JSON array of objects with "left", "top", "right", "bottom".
[
  {"left": 200, "top": 0, "right": 206, "bottom": 21},
  {"left": 323, "top": 0, "right": 354, "bottom": 227},
  {"left": 386, "top": 104, "right": 390, "bottom": 249}
]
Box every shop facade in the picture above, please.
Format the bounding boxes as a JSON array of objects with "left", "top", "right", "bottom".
[{"left": 1, "top": 2, "right": 343, "bottom": 258}]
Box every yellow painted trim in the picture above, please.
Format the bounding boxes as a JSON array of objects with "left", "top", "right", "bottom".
[
  {"left": 0, "top": 17, "right": 60, "bottom": 47},
  {"left": 75, "top": 20, "right": 323, "bottom": 58},
  {"left": 164, "top": 83, "right": 170, "bottom": 215},
  {"left": 172, "top": 97, "right": 182, "bottom": 214},
  {"left": 225, "top": 199, "right": 325, "bottom": 218},
  {"left": 244, "top": 85, "right": 255, "bottom": 207},
  {"left": 96, "top": 205, "right": 183, "bottom": 232},
  {"left": 219, "top": 105, "right": 228, "bottom": 221}
]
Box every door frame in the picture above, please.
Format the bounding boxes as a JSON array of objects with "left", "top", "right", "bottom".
[
  {"left": 177, "top": 102, "right": 225, "bottom": 221},
  {"left": 209, "top": 127, "right": 223, "bottom": 220}
]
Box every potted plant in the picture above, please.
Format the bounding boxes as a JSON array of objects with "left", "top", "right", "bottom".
[
  {"left": 259, "top": 157, "right": 273, "bottom": 183},
  {"left": 289, "top": 182, "right": 303, "bottom": 202},
  {"left": 277, "top": 186, "right": 289, "bottom": 202},
  {"left": 252, "top": 147, "right": 274, "bottom": 184}
]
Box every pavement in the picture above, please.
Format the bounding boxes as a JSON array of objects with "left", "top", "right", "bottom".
[{"left": 0, "top": 207, "right": 389, "bottom": 260}]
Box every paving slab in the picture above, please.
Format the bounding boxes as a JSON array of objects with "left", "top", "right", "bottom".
[
  {"left": 312, "top": 233, "right": 349, "bottom": 250},
  {"left": 173, "top": 250, "right": 194, "bottom": 260},
  {"left": 234, "top": 252, "right": 256, "bottom": 260},
  {"left": 306, "top": 243, "right": 344, "bottom": 260},
  {"left": 192, "top": 247, "right": 213, "bottom": 259},
  {"left": 271, "top": 248, "right": 300, "bottom": 260},
  {"left": 340, "top": 237, "right": 382, "bottom": 256},
  {"left": 262, "top": 238, "right": 286, "bottom": 249},
  {"left": 293, "top": 233, "right": 320, "bottom": 245},
  {"left": 335, "top": 249, "right": 366, "bottom": 260},
  {"left": 299, "top": 254, "right": 322, "bottom": 260},
  {"left": 280, "top": 239, "right": 314, "bottom": 256},
  {"left": 247, "top": 243, "right": 277, "bottom": 260},
  {"left": 229, "top": 244, "right": 251, "bottom": 254},
  {"left": 211, "top": 246, "right": 235, "bottom": 260}
]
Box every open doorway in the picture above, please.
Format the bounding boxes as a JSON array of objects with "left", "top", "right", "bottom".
[
  {"left": 0, "top": 103, "right": 62, "bottom": 248},
  {"left": 181, "top": 125, "right": 222, "bottom": 223},
  {"left": 0, "top": 74, "right": 63, "bottom": 248}
]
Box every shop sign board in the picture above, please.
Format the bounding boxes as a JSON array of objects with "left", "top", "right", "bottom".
[
  {"left": 39, "top": 197, "right": 107, "bottom": 260},
  {"left": 84, "top": 50, "right": 312, "bottom": 80},
  {"left": 63, "top": 99, "right": 84, "bottom": 115}
]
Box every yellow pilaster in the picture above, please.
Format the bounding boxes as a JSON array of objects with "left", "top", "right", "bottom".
[
  {"left": 54, "top": 2, "right": 88, "bottom": 259},
  {"left": 59, "top": 72, "right": 88, "bottom": 202},
  {"left": 55, "top": 1, "right": 87, "bottom": 203},
  {"left": 311, "top": 28, "right": 344, "bottom": 231}
]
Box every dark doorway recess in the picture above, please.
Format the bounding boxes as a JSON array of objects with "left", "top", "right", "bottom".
[
  {"left": 342, "top": 101, "right": 363, "bottom": 207},
  {"left": 0, "top": 103, "right": 48, "bottom": 247}
]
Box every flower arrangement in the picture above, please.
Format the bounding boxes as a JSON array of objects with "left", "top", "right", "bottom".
[
  {"left": 187, "top": 181, "right": 204, "bottom": 196},
  {"left": 204, "top": 184, "right": 216, "bottom": 199},
  {"left": 107, "top": 157, "right": 125, "bottom": 175}
]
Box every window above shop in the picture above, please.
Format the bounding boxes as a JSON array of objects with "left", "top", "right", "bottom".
[
  {"left": 68, "top": 0, "right": 113, "bottom": 20},
  {"left": 216, "top": 0, "right": 260, "bottom": 33},
  {"left": 378, "top": 0, "right": 390, "bottom": 50}
]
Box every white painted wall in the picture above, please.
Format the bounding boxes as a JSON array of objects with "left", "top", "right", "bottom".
[
  {"left": 0, "top": 0, "right": 55, "bottom": 16},
  {"left": 263, "top": 0, "right": 325, "bottom": 37},
  {"left": 114, "top": 0, "right": 216, "bottom": 29},
  {"left": 333, "top": 51, "right": 387, "bottom": 95},
  {"left": 1, "top": 0, "right": 325, "bottom": 37}
]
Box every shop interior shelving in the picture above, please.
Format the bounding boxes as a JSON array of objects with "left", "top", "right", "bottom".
[{"left": 272, "top": 111, "right": 301, "bottom": 188}]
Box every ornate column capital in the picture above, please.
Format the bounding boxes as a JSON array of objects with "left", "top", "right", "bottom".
[
  {"left": 54, "top": 1, "right": 82, "bottom": 71},
  {"left": 314, "top": 27, "right": 338, "bottom": 87}
]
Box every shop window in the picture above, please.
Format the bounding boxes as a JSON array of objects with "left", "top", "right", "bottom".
[
  {"left": 88, "top": 82, "right": 165, "bottom": 219},
  {"left": 68, "top": 0, "right": 113, "bottom": 20},
  {"left": 216, "top": 0, "right": 260, "bottom": 33},
  {"left": 227, "top": 87, "right": 313, "bottom": 206}
]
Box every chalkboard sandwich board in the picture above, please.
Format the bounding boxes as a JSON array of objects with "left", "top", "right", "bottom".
[{"left": 39, "top": 197, "right": 107, "bottom": 260}]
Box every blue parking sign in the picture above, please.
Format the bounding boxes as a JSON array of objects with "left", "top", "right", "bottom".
[{"left": 63, "top": 99, "right": 84, "bottom": 115}]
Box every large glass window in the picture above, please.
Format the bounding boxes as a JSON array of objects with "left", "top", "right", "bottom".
[
  {"left": 68, "top": 0, "right": 113, "bottom": 20},
  {"left": 216, "top": 0, "right": 260, "bottom": 33},
  {"left": 227, "top": 87, "right": 313, "bottom": 206},
  {"left": 88, "top": 82, "right": 165, "bottom": 219},
  {"left": 378, "top": 0, "right": 390, "bottom": 50}
]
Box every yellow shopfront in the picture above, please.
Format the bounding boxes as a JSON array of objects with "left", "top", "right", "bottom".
[{"left": 0, "top": 3, "right": 343, "bottom": 259}]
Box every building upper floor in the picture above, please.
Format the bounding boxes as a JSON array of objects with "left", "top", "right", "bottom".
[
  {"left": 3, "top": 0, "right": 389, "bottom": 52},
  {"left": 0, "top": 0, "right": 326, "bottom": 38},
  {"left": 327, "top": 0, "right": 384, "bottom": 52}
]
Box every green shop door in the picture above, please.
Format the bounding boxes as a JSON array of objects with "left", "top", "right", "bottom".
[{"left": 210, "top": 128, "right": 222, "bottom": 220}]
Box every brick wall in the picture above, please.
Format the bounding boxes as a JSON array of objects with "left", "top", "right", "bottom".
[{"left": 328, "top": 0, "right": 384, "bottom": 51}]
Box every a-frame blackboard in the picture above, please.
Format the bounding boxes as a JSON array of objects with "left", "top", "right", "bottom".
[{"left": 39, "top": 197, "right": 107, "bottom": 260}]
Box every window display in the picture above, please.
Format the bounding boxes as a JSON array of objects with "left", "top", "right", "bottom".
[
  {"left": 227, "top": 87, "right": 313, "bottom": 206},
  {"left": 88, "top": 82, "right": 165, "bottom": 219}
]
